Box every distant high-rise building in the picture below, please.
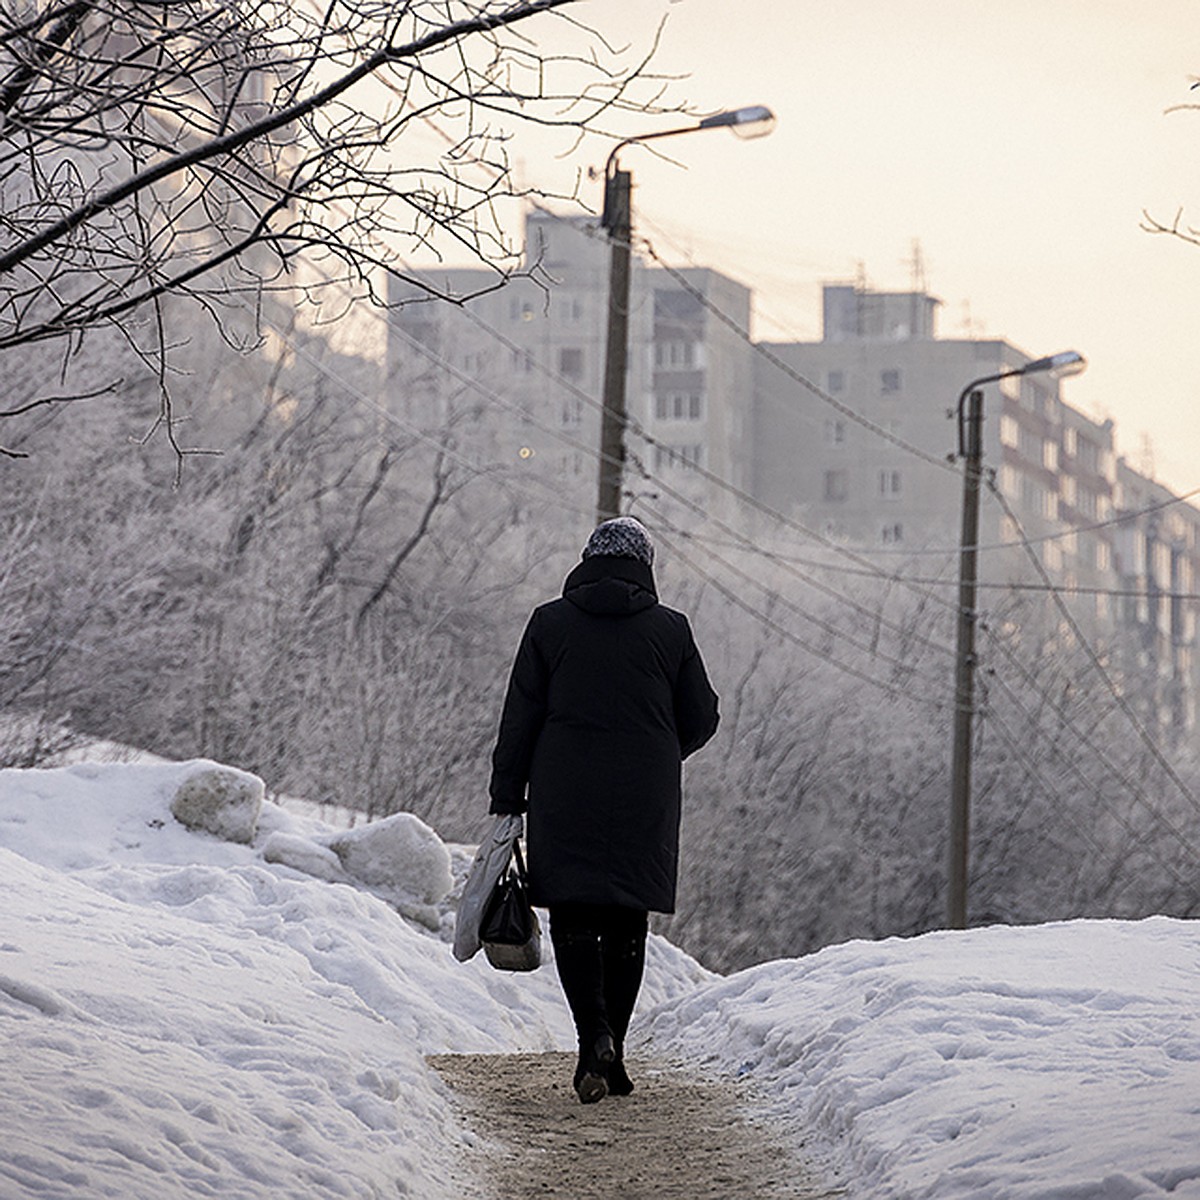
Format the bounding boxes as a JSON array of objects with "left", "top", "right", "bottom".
[
  {"left": 386, "top": 208, "right": 754, "bottom": 525},
  {"left": 753, "top": 279, "right": 1199, "bottom": 736},
  {"left": 386, "top": 215, "right": 1200, "bottom": 735}
]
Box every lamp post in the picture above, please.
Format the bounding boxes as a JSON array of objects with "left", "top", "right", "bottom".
[
  {"left": 947, "top": 349, "right": 1086, "bottom": 929},
  {"left": 595, "top": 106, "right": 775, "bottom": 524}
]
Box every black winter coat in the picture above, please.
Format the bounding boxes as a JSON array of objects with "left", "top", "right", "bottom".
[{"left": 488, "top": 555, "right": 719, "bottom": 913}]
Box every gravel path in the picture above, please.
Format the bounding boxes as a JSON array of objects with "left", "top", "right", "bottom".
[{"left": 428, "top": 1051, "right": 842, "bottom": 1199}]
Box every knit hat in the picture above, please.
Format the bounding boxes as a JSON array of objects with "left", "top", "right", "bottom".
[{"left": 582, "top": 516, "right": 655, "bottom": 567}]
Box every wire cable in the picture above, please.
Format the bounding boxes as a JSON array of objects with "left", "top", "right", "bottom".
[
  {"left": 984, "top": 475, "right": 1200, "bottom": 822},
  {"left": 677, "top": 526, "right": 1200, "bottom": 601},
  {"left": 649, "top": 522, "right": 950, "bottom": 707},
  {"left": 983, "top": 665, "right": 1200, "bottom": 885},
  {"left": 640, "top": 499, "right": 951, "bottom": 695},
  {"left": 980, "top": 703, "right": 1197, "bottom": 908},
  {"left": 387, "top": 249, "right": 969, "bottom": 623},
  {"left": 380, "top": 298, "right": 959, "bottom": 676}
]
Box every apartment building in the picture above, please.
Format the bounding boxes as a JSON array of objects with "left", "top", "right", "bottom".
[
  {"left": 1112, "top": 460, "right": 1200, "bottom": 732},
  {"left": 753, "top": 284, "right": 1090, "bottom": 553},
  {"left": 753, "top": 280, "right": 1200, "bottom": 734},
  {"left": 385, "top": 208, "right": 754, "bottom": 522},
  {"left": 385, "top": 219, "right": 1200, "bottom": 733}
]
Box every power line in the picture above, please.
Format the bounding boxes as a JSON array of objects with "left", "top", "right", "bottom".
[
  {"left": 984, "top": 475, "right": 1200, "bottom": 822},
  {"left": 641, "top": 500, "right": 952, "bottom": 692},
  {"left": 271, "top": 253, "right": 1200, "bottom": 893},
  {"left": 374, "top": 292, "right": 959, "bottom": 675},
  {"left": 678, "top": 527, "right": 1200, "bottom": 602},
  {"left": 379, "top": 250, "right": 971, "bottom": 630},
  {"left": 638, "top": 237, "right": 959, "bottom": 476},
  {"left": 383, "top": 206, "right": 1200, "bottom": 632},
  {"left": 592, "top": 213, "right": 1200, "bottom": 563},
  {"left": 852, "top": 482, "right": 1200, "bottom": 559},
  {"left": 649, "top": 522, "right": 949, "bottom": 708},
  {"left": 983, "top": 665, "right": 1200, "bottom": 885},
  {"left": 392, "top": 256, "right": 970, "bottom": 617},
  {"left": 264, "top": 273, "right": 961, "bottom": 701}
]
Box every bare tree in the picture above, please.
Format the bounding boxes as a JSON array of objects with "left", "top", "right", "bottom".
[
  {"left": 0, "top": 0, "right": 667, "bottom": 455},
  {"left": 1142, "top": 82, "right": 1200, "bottom": 248}
]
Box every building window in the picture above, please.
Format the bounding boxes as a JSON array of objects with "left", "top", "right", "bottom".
[
  {"left": 1019, "top": 427, "right": 1041, "bottom": 462},
  {"left": 558, "top": 347, "right": 583, "bottom": 380},
  {"left": 654, "top": 444, "right": 703, "bottom": 471},
  {"left": 1000, "top": 415, "right": 1019, "bottom": 448},
  {"left": 823, "top": 470, "right": 848, "bottom": 502},
  {"left": 1075, "top": 437, "right": 1100, "bottom": 474},
  {"left": 882, "top": 523, "right": 903, "bottom": 544},
  {"left": 824, "top": 419, "right": 846, "bottom": 446},
  {"left": 1015, "top": 477, "right": 1055, "bottom": 520},
  {"left": 827, "top": 370, "right": 845, "bottom": 394},
  {"left": 655, "top": 392, "right": 703, "bottom": 421},
  {"left": 881, "top": 369, "right": 901, "bottom": 394},
  {"left": 1020, "top": 474, "right": 1043, "bottom": 514},
  {"left": 561, "top": 398, "right": 583, "bottom": 425},
  {"left": 654, "top": 340, "right": 696, "bottom": 369},
  {"left": 878, "top": 469, "right": 902, "bottom": 498},
  {"left": 1022, "top": 380, "right": 1048, "bottom": 415}
]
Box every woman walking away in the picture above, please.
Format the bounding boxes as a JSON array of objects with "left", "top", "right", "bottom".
[{"left": 489, "top": 517, "right": 720, "bottom": 1104}]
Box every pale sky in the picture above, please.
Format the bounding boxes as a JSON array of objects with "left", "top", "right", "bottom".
[{"left": 411, "top": 2, "right": 1200, "bottom": 494}]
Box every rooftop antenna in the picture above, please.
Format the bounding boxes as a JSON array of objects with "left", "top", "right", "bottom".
[
  {"left": 854, "top": 260, "right": 868, "bottom": 336},
  {"left": 907, "top": 237, "right": 927, "bottom": 339}
]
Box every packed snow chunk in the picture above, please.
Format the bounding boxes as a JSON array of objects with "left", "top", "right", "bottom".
[
  {"left": 170, "top": 764, "right": 263, "bottom": 844},
  {"left": 260, "top": 832, "right": 350, "bottom": 883},
  {"left": 324, "top": 812, "right": 453, "bottom": 904}
]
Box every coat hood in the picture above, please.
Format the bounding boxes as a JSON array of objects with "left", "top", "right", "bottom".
[{"left": 562, "top": 555, "right": 658, "bottom": 616}]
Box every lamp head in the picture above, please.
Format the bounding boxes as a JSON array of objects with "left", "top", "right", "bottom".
[
  {"left": 1023, "top": 350, "right": 1086, "bottom": 379},
  {"left": 698, "top": 105, "right": 776, "bottom": 139}
]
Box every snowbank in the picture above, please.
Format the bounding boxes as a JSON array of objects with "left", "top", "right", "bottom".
[
  {"left": 0, "top": 760, "right": 706, "bottom": 1199},
  {"left": 645, "top": 917, "right": 1200, "bottom": 1199},
  {"left": 4, "top": 758, "right": 1199, "bottom": 1198}
]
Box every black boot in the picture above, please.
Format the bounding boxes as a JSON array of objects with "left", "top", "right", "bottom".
[
  {"left": 601, "top": 929, "right": 646, "bottom": 1097},
  {"left": 573, "top": 1031, "right": 615, "bottom": 1104},
  {"left": 550, "top": 928, "right": 614, "bottom": 1104}
]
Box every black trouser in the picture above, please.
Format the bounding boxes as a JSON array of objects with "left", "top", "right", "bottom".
[{"left": 548, "top": 903, "right": 648, "bottom": 1061}]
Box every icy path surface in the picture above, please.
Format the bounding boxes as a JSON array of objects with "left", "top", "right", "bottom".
[{"left": 428, "top": 1050, "right": 837, "bottom": 1199}]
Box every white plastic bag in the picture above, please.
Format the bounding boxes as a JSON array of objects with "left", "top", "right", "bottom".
[{"left": 452, "top": 814, "right": 524, "bottom": 963}]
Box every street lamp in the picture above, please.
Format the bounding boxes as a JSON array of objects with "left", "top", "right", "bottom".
[
  {"left": 947, "top": 349, "right": 1086, "bottom": 930},
  {"left": 595, "top": 106, "right": 776, "bottom": 523}
]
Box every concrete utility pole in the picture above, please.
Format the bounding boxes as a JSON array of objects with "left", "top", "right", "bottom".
[
  {"left": 948, "top": 388, "right": 983, "bottom": 930},
  {"left": 596, "top": 167, "right": 632, "bottom": 524},
  {"left": 947, "top": 351, "right": 1086, "bottom": 930},
  {"left": 594, "top": 106, "right": 775, "bottom": 527}
]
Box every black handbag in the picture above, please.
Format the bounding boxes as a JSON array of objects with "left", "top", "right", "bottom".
[{"left": 480, "top": 840, "right": 542, "bottom": 972}]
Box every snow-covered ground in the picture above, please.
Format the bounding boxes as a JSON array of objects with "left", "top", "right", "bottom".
[{"left": 2, "top": 758, "right": 1198, "bottom": 1198}]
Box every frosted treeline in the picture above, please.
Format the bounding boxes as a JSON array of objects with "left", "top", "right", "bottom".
[{"left": 3, "top": 351, "right": 1197, "bottom": 972}]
